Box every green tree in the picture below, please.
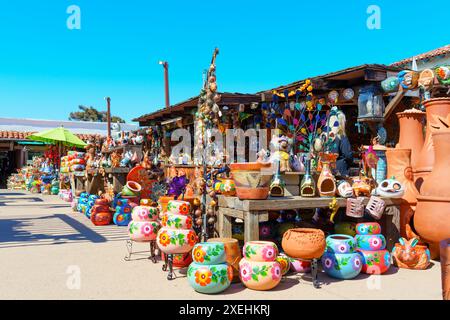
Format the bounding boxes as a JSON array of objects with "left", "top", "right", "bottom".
[{"left": 69, "top": 105, "right": 125, "bottom": 123}]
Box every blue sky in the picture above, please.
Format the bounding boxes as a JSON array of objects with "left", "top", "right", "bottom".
[{"left": 0, "top": 0, "right": 448, "bottom": 123}]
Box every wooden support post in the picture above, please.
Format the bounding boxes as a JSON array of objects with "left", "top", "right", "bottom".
[{"left": 244, "top": 211, "right": 260, "bottom": 242}]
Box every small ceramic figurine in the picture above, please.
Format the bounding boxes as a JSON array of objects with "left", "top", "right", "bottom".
[
  {"left": 392, "top": 238, "right": 430, "bottom": 270},
  {"left": 269, "top": 135, "right": 292, "bottom": 172}
]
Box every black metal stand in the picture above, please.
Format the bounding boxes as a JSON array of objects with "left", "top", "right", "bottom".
[
  {"left": 124, "top": 240, "right": 158, "bottom": 263},
  {"left": 311, "top": 258, "right": 320, "bottom": 289},
  {"left": 162, "top": 253, "right": 175, "bottom": 280}
]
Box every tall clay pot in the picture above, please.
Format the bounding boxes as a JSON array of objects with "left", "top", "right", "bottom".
[
  {"left": 415, "top": 98, "right": 450, "bottom": 192},
  {"left": 396, "top": 110, "right": 425, "bottom": 170},
  {"left": 441, "top": 239, "right": 450, "bottom": 300},
  {"left": 415, "top": 131, "right": 450, "bottom": 244}
]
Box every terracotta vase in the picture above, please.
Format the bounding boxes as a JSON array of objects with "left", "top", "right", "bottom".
[
  {"left": 440, "top": 239, "right": 450, "bottom": 300},
  {"left": 208, "top": 237, "right": 242, "bottom": 283},
  {"left": 396, "top": 110, "right": 425, "bottom": 170},
  {"left": 415, "top": 98, "right": 450, "bottom": 192},
  {"left": 317, "top": 161, "right": 336, "bottom": 197},
  {"left": 229, "top": 162, "right": 273, "bottom": 200},
  {"left": 281, "top": 228, "right": 326, "bottom": 260}
]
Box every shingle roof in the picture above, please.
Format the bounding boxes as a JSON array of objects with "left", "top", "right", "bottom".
[{"left": 391, "top": 44, "right": 450, "bottom": 67}]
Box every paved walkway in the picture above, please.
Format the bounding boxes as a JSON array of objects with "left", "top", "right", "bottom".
[{"left": 0, "top": 190, "right": 442, "bottom": 300}]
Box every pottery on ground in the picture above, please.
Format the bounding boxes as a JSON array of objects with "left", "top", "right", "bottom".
[
  {"left": 113, "top": 198, "right": 133, "bottom": 226},
  {"left": 229, "top": 162, "right": 273, "bottom": 200},
  {"left": 187, "top": 263, "right": 233, "bottom": 294},
  {"left": 356, "top": 222, "right": 381, "bottom": 235},
  {"left": 161, "top": 252, "right": 192, "bottom": 268},
  {"left": 91, "top": 200, "right": 112, "bottom": 226},
  {"left": 243, "top": 241, "right": 278, "bottom": 262},
  {"left": 289, "top": 258, "right": 311, "bottom": 273},
  {"left": 357, "top": 249, "right": 391, "bottom": 275},
  {"left": 208, "top": 237, "right": 242, "bottom": 283},
  {"left": 192, "top": 242, "right": 226, "bottom": 265},
  {"left": 276, "top": 254, "right": 290, "bottom": 275},
  {"left": 239, "top": 258, "right": 282, "bottom": 291},
  {"left": 325, "top": 234, "right": 357, "bottom": 254},
  {"left": 355, "top": 234, "right": 386, "bottom": 251},
  {"left": 440, "top": 239, "right": 450, "bottom": 300},
  {"left": 392, "top": 237, "right": 430, "bottom": 270},
  {"left": 128, "top": 221, "right": 160, "bottom": 242},
  {"left": 321, "top": 252, "right": 362, "bottom": 280},
  {"left": 281, "top": 228, "right": 326, "bottom": 260}
]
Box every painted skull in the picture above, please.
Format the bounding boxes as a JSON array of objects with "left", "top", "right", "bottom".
[
  {"left": 337, "top": 181, "right": 354, "bottom": 198},
  {"left": 376, "top": 177, "right": 404, "bottom": 198}
]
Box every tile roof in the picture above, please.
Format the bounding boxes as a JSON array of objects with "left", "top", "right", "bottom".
[{"left": 391, "top": 44, "right": 450, "bottom": 67}]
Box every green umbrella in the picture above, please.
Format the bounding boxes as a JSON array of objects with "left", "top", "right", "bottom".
[{"left": 27, "top": 126, "right": 87, "bottom": 148}]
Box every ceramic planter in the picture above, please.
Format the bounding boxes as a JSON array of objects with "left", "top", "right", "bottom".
[
  {"left": 356, "top": 222, "right": 381, "bottom": 235},
  {"left": 166, "top": 200, "right": 191, "bottom": 215},
  {"left": 208, "top": 238, "right": 241, "bottom": 283},
  {"left": 91, "top": 205, "right": 112, "bottom": 226},
  {"left": 317, "top": 161, "right": 336, "bottom": 197},
  {"left": 289, "top": 258, "right": 311, "bottom": 273},
  {"left": 132, "top": 206, "right": 159, "bottom": 222},
  {"left": 219, "top": 178, "right": 236, "bottom": 196},
  {"left": 122, "top": 180, "right": 142, "bottom": 197},
  {"left": 161, "top": 213, "right": 193, "bottom": 229},
  {"left": 396, "top": 110, "right": 425, "bottom": 170},
  {"left": 161, "top": 252, "right": 193, "bottom": 268},
  {"left": 276, "top": 254, "right": 291, "bottom": 275},
  {"left": 300, "top": 159, "right": 316, "bottom": 197},
  {"left": 334, "top": 222, "right": 356, "bottom": 237},
  {"left": 321, "top": 252, "right": 362, "bottom": 279},
  {"left": 128, "top": 220, "right": 160, "bottom": 242},
  {"left": 157, "top": 228, "right": 197, "bottom": 254},
  {"left": 192, "top": 242, "right": 226, "bottom": 265},
  {"left": 229, "top": 162, "right": 273, "bottom": 200},
  {"left": 113, "top": 198, "right": 133, "bottom": 226},
  {"left": 243, "top": 241, "right": 278, "bottom": 262},
  {"left": 239, "top": 258, "right": 282, "bottom": 291},
  {"left": 187, "top": 263, "right": 233, "bottom": 294},
  {"left": 391, "top": 238, "right": 430, "bottom": 270},
  {"left": 158, "top": 196, "right": 175, "bottom": 213},
  {"left": 355, "top": 234, "right": 386, "bottom": 251},
  {"left": 357, "top": 249, "right": 391, "bottom": 274},
  {"left": 281, "top": 228, "right": 326, "bottom": 260},
  {"left": 325, "top": 235, "right": 357, "bottom": 254}
]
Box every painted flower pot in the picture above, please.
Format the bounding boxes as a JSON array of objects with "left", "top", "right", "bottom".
[
  {"left": 325, "top": 234, "right": 357, "bottom": 254},
  {"left": 321, "top": 252, "right": 362, "bottom": 279},
  {"left": 161, "top": 213, "right": 193, "bottom": 229},
  {"left": 208, "top": 237, "right": 242, "bottom": 283},
  {"left": 91, "top": 205, "right": 112, "bottom": 226},
  {"left": 158, "top": 196, "right": 175, "bottom": 213},
  {"left": 281, "top": 228, "right": 326, "bottom": 260},
  {"left": 166, "top": 200, "right": 191, "bottom": 215},
  {"left": 355, "top": 234, "right": 386, "bottom": 251},
  {"left": 356, "top": 222, "right": 382, "bottom": 235},
  {"left": 289, "top": 258, "right": 311, "bottom": 273},
  {"left": 157, "top": 227, "right": 198, "bottom": 254},
  {"left": 113, "top": 199, "right": 133, "bottom": 226},
  {"left": 239, "top": 258, "right": 282, "bottom": 291},
  {"left": 276, "top": 254, "right": 290, "bottom": 275},
  {"left": 140, "top": 198, "right": 152, "bottom": 206},
  {"left": 122, "top": 180, "right": 142, "bottom": 197},
  {"left": 334, "top": 222, "right": 356, "bottom": 237},
  {"left": 357, "top": 249, "right": 391, "bottom": 274},
  {"left": 161, "top": 252, "right": 193, "bottom": 268},
  {"left": 187, "top": 262, "right": 233, "bottom": 294},
  {"left": 243, "top": 241, "right": 278, "bottom": 262},
  {"left": 132, "top": 206, "right": 158, "bottom": 222},
  {"left": 192, "top": 242, "right": 226, "bottom": 265},
  {"left": 128, "top": 220, "right": 160, "bottom": 242},
  {"left": 229, "top": 162, "right": 273, "bottom": 200},
  {"left": 219, "top": 178, "right": 236, "bottom": 197}
]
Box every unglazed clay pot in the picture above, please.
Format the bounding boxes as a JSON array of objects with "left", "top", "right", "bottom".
[
  {"left": 239, "top": 259, "right": 282, "bottom": 291},
  {"left": 243, "top": 241, "right": 279, "bottom": 262},
  {"left": 392, "top": 238, "right": 430, "bottom": 270},
  {"left": 208, "top": 237, "right": 242, "bottom": 283},
  {"left": 396, "top": 110, "right": 425, "bottom": 170},
  {"left": 415, "top": 98, "right": 450, "bottom": 192},
  {"left": 229, "top": 162, "right": 273, "bottom": 200},
  {"left": 440, "top": 239, "right": 450, "bottom": 300},
  {"left": 357, "top": 250, "right": 391, "bottom": 275},
  {"left": 318, "top": 161, "right": 336, "bottom": 197},
  {"left": 282, "top": 228, "right": 326, "bottom": 260},
  {"left": 187, "top": 262, "right": 233, "bottom": 294},
  {"left": 192, "top": 242, "right": 226, "bottom": 265},
  {"left": 415, "top": 131, "right": 450, "bottom": 243},
  {"left": 321, "top": 252, "right": 362, "bottom": 280}
]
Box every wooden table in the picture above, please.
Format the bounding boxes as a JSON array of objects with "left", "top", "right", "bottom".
[{"left": 217, "top": 195, "right": 402, "bottom": 250}]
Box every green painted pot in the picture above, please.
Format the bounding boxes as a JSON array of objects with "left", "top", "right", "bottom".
[
  {"left": 192, "top": 242, "right": 226, "bottom": 265},
  {"left": 187, "top": 262, "right": 233, "bottom": 294}
]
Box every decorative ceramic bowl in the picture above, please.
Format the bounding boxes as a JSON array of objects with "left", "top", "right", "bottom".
[
  {"left": 356, "top": 222, "right": 382, "bottom": 235},
  {"left": 229, "top": 162, "right": 273, "bottom": 200},
  {"left": 128, "top": 221, "right": 160, "bottom": 242},
  {"left": 355, "top": 234, "right": 386, "bottom": 251},
  {"left": 156, "top": 227, "right": 198, "bottom": 254},
  {"left": 321, "top": 252, "right": 362, "bottom": 279},
  {"left": 239, "top": 258, "right": 282, "bottom": 291},
  {"left": 289, "top": 258, "right": 311, "bottom": 273},
  {"left": 357, "top": 249, "right": 391, "bottom": 274},
  {"left": 192, "top": 242, "right": 226, "bottom": 265},
  {"left": 325, "top": 234, "right": 357, "bottom": 254},
  {"left": 187, "top": 262, "right": 233, "bottom": 294},
  {"left": 161, "top": 213, "right": 193, "bottom": 229},
  {"left": 132, "top": 206, "right": 158, "bottom": 222},
  {"left": 243, "top": 241, "right": 278, "bottom": 262},
  {"left": 166, "top": 200, "right": 191, "bottom": 215}
]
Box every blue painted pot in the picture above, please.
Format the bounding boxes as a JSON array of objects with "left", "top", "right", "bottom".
[
  {"left": 192, "top": 242, "right": 226, "bottom": 265},
  {"left": 355, "top": 234, "right": 386, "bottom": 251},
  {"left": 187, "top": 262, "right": 232, "bottom": 294},
  {"left": 114, "top": 199, "right": 133, "bottom": 226},
  {"left": 325, "top": 234, "right": 356, "bottom": 254},
  {"left": 321, "top": 252, "right": 362, "bottom": 279}
]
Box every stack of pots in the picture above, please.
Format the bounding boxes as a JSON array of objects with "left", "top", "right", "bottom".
[
  {"left": 208, "top": 237, "right": 241, "bottom": 283},
  {"left": 91, "top": 198, "right": 112, "bottom": 226},
  {"left": 239, "top": 241, "right": 282, "bottom": 291},
  {"left": 321, "top": 234, "right": 362, "bottom": 279},
  {"left": 113, "top": 198, "right": 135, "bottom": 226},
  {"left": 156, "top": 200, "right": 198, "bottom": 255},
  {"left": 77, "top": 192, "right": 89, "bottom": 214},
  {"left": 355, "top": 223, "right": 391, "bottom": 274},
  {"left": 85, "top": 194, "right": 99, "bottom": 219},
  {"left": 187, "top": 242, "right": 233, "bottom": 294},
  {"left": 128, "top": 205, "right": 160, "bottom": 242}
]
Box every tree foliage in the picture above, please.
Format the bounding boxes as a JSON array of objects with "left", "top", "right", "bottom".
[{"left": 69, "top": 105, "right": 126, "bottom": 123}]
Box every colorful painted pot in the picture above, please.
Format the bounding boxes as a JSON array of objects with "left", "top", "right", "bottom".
[
  {"left": 229, "top": 162, "right": 273, "bottom": 200},
  {"left": 158, "top": 196, "right": 175, "bottom": 213},
  {"left": 334, "top": 222, "right": 356, "bottom": 237},
  {"left": 161, "top": 213, "right": 193, "bottom": 229},
  {"left": 219, "top": 178, "right": 236, "bottom": 196},
  {"left": 128, "top": 221, "right": 160, "bottom": 242},
  {"left": 391, "top": 238, "right": 431, "bottom": 270},
  {"left": 239, "top": 258, "right": 282, "bottom": 291},
  {"left": 187, "top": 262, "right": 233, "bottom": 294},
  {"left": 321, "top": 252, "right": 362, "bottom": 279},
  {"left": 192, "top": 242, "right": 226, "bottom": 265},
  {"left": 113, "top": 199, "right": 133, "bottom": 226},
  {"left": 357, "top": 249, "right": 391, "bottom": 274},
  {"left": 289, "top": 258, "right": 311, "bottom": 273},
  {"left": 157, "top": 228, "right": 198, "bottom": 254},
  {"left": 140, "top": 198, "right": 153, "bottom": 206},
  {"left": 161, "top": 252, "right": 193, "bottom": 268},
  {"left": 243, "top": 241, "right": 278, "bottom": 262},
  {"left": 276, "top": 254, "right": 290, "bottom": 275},
  {"left": 326, "top": 234, "right": 357, "bottom": 254},
  {"left": 355, "top": 234, "right": 386, "bottom": 251},
  {"left": 356, "top": 222, "right": 382, "bottom": 235},
  {"left": 166, "top": 200, "right": 191, "bottom": 215},
  {"left": 208, "top": 238, "right": 242, "bottom": 283},
  {"left": 132, "top": 206, "right": 158, "bottom": 222},
  {"left": 122, "top": 180, "right": 142, "bottom": 197},
  {"left": 91, "top": 204, "right": 112, "bottom": 226}
]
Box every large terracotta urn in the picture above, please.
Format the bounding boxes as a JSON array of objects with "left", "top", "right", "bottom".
[
  {"left": 441, "top": 239, "right": 450, "bottom": 300},
  {"left": 415, "top": 98, "right": 450, "bottom": 192},
  {"left": 229, "top": 162, "right": 273, "bottom": 200},
  {"left": 396, "top": 110, "right": 425, "bottom": 170},
  {"left": 415, "top": 130, "right": 450, "bottom": 244}
]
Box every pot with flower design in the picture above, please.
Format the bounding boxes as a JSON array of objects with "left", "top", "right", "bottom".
[
  {"left": 321, "top": 234, "right": 362, "bottom": 279},
  {"left": 113, "top": 198, "right": 134, "bottom": 226},
  {"left": 239, "top": 241, "right": 282, "bottom": 290},
  {"left": 187, "top": 242, "right": 233, "bottom": 294}
]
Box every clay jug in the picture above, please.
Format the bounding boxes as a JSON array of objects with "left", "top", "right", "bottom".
[
  {"left": 396, "top": 110, "right": 425, "bottom": 170},
  {"left": 281, "top": 228, "right": 326, "bottom": 260},
  {"left": 415, "top": 98, "right": 450, "bottom": 192},
  {"left": 415, "top": 131, "right": 450, "bottom": 243}
]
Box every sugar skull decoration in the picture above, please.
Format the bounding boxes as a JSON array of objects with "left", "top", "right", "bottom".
[{"left": 376, "top": 177, "right": 404, "bottom": 198}]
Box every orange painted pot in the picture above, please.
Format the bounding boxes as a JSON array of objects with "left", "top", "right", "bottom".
[
  {"left": 161, "top": 252, "right": 193, "bottom": 268},
  {"left": 229, "top": 162, "right": 273, "bottom": 200},
  {"left": 239, "top": 258, "right": 282, "bottom": 291}
]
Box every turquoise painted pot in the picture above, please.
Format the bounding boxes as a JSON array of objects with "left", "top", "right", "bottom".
[
  {"left": 321, "top": 252, "right": 362, "bottom": 279},
  {"left": 187, "top": 262, "right": 233, "bottom": 294},
  {"left": 356, "top": 222, "right": 381, "bottom": 235},
  {"left": 326, "top": 234, "right": 357, "bottom": 254},
  {"left": 355, "top": 234, "right": 386, "bottom": 251},
  {"left": 192, "top": 242, "right": 226, "bottom": 265}
]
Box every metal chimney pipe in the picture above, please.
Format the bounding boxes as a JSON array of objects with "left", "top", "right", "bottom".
[{"left": 105, "top": 97, "right": 111, "bottom": 139}]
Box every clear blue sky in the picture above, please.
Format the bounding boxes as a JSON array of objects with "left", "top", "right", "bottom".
[{"left": 0, "top": 0, "right": 448, "bottom": 123}]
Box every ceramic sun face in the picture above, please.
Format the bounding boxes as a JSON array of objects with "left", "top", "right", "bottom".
[{"left": 376, "top": 177, "right": 404, "bottom": 198}]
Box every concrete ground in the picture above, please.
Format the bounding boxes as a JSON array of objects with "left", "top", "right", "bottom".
[{"left": 0, "top": 190, "right": 442, "bottom": 300}]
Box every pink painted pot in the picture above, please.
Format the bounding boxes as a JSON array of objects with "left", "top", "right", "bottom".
[
  {"left": 242, "top": 241, "right": 279, "bottom": 262},
  {"left": 128, "top": 221, "right": 160, "bottom": 242},
  {"left": 131, "top": 206, "right": 159, "bottom": 222},
  {"left": 239, "top": 258, "right": 282, "bottom": 291}
]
